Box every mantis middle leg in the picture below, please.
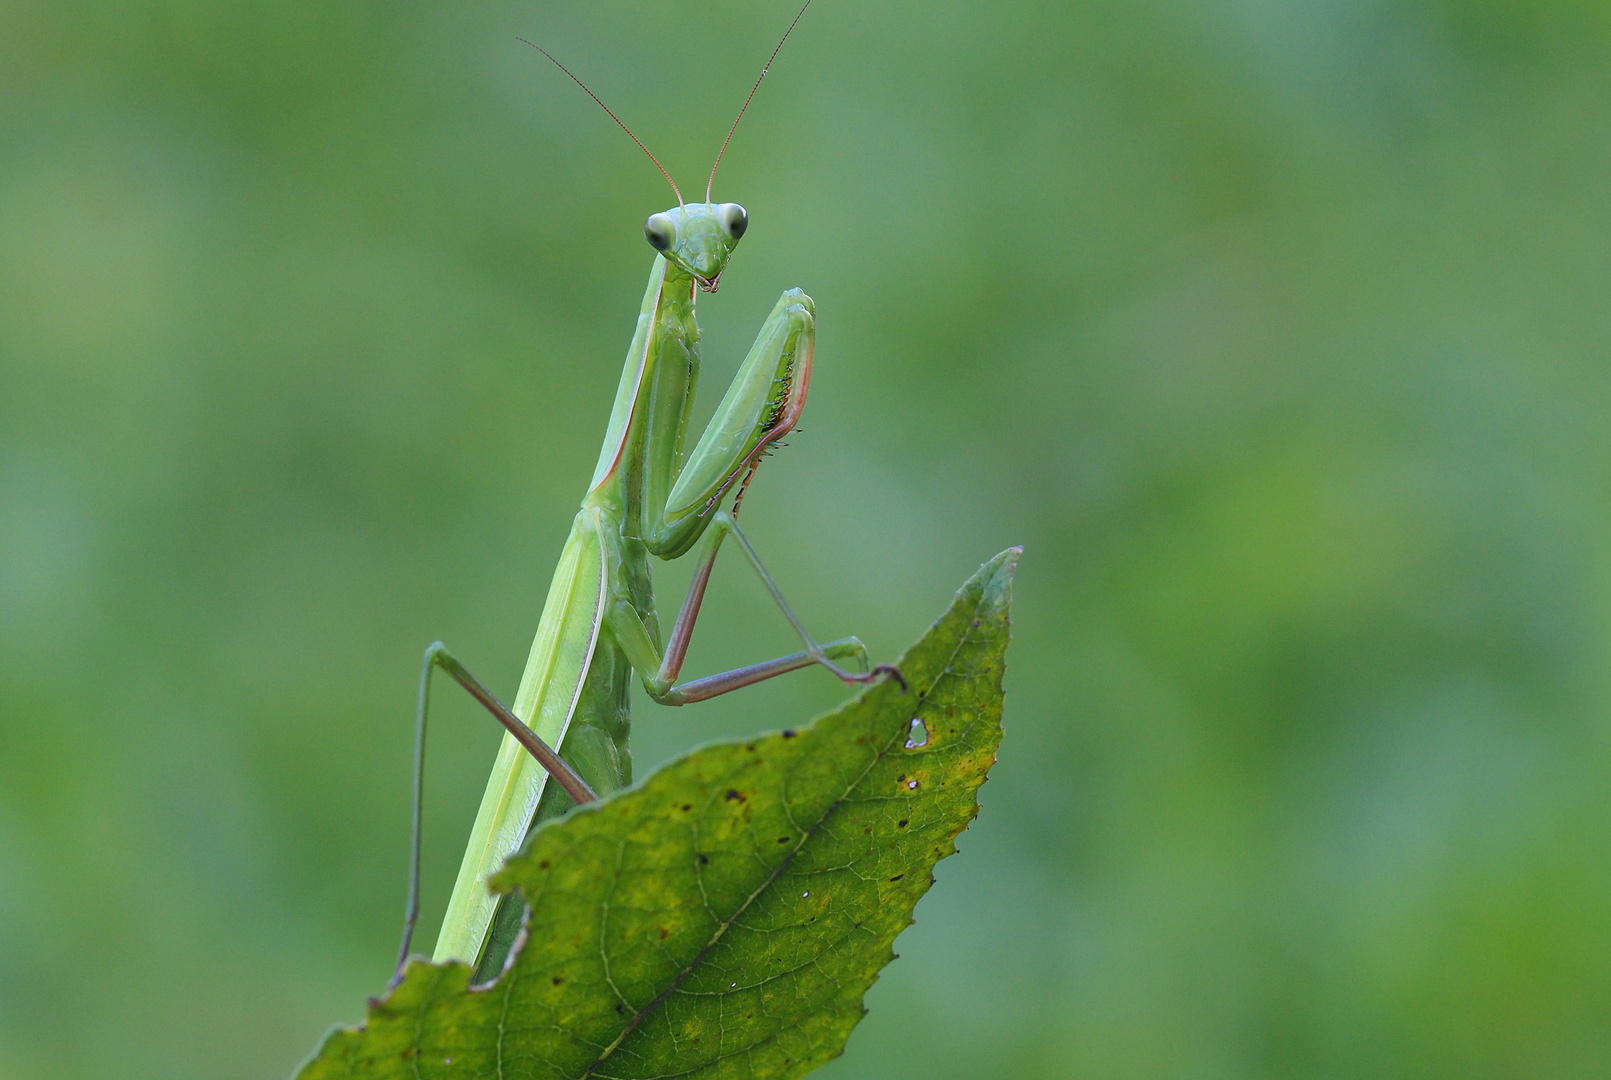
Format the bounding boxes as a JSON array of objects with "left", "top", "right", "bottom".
[{"left": 607, "top": 508, "right": 904, "bottom": 706}]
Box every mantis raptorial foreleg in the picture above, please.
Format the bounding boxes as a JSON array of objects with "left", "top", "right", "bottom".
[{"left": 392, "top": 0, "right": 905, "bottom": 985}]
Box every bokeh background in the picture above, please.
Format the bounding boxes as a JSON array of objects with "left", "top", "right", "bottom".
[{"left": 4, "top": 0, "right": 1611, "bottom": 1076}]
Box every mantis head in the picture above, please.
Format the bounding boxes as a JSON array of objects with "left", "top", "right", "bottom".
[{"left": 643, "top": 203, "right": 748, "bottom": 293}]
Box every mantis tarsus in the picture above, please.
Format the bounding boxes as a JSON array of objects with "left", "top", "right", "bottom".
[{"left": 393, "top": 2, "right": 903, "bottom": 987}]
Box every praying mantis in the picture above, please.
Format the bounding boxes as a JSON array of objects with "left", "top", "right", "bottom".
[{"left": 393, "top": 2, "right": 903, "bottom": 987}]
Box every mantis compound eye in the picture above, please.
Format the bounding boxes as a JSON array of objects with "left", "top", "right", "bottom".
[
  {"left": 720, "top": 203, "right": 748, "bottom": 241},
  {"left": 644, "top": 213, "right": 675, "bottom": 251}
]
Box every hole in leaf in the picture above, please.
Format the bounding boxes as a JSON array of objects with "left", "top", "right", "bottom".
[{"left": 904, "top": 717, "right": 929, "bottom": 749}]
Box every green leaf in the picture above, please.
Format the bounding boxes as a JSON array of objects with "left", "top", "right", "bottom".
[{"left": 297, "top": 547, "right": 1018, "bottom": 1080}]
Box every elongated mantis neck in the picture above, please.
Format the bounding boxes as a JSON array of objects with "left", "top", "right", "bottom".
[{"left": 590, "top": 257, "right": 705, "bottom": 542}]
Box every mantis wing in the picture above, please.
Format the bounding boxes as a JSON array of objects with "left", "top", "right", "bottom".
[{"left": 432, "top": 508, "right": 607, "bottom": 966}]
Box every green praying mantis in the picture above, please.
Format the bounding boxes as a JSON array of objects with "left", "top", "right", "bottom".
[{"left": 393, "top": 2, "right": 904, "bottom": 987}]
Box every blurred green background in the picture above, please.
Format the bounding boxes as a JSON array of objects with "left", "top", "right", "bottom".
[{"left": 3, "top": 0, "right": 1611, "bottom": 1076}]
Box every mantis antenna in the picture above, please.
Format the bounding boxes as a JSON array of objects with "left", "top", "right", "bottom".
[
  {"left": 706, "top": 0, "right": 815, "bottom": 203},
  {"left": 517, "top": 36, "right": 685, "bottom": 207}
]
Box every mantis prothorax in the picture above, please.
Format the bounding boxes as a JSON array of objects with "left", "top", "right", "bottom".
[{"left": 393, "top": 1, "right": 903, "bottom": 987}]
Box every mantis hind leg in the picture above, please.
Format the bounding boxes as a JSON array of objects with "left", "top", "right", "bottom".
[{"left": 392, "top": 643, "right": 597, "bottom": 988}]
